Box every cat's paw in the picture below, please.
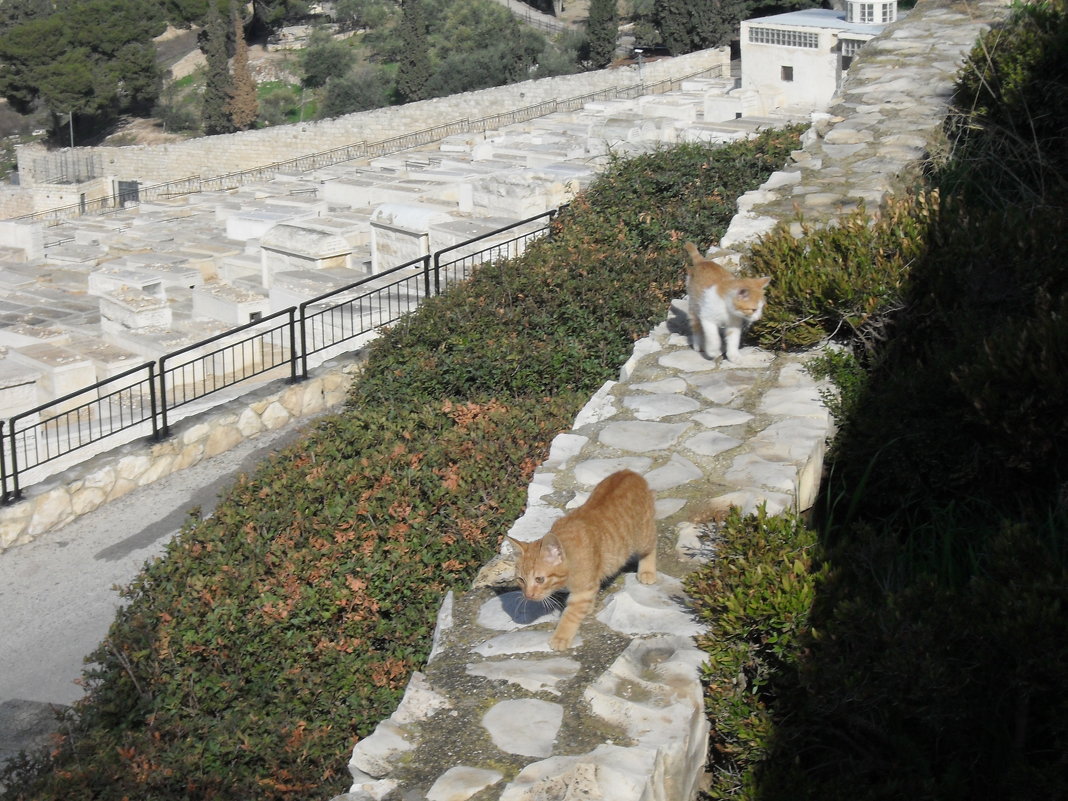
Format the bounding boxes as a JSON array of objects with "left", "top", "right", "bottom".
[
  {"left": 638, "top": 569, "right": 657, "bottom": 585},
  {"left": 549, "top": 632, "right": 574, "bottom": 651}
]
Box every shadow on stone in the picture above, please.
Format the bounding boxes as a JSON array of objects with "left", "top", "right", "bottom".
[{"left": 496, "top": 590, "right": 560, "bottom": 625}]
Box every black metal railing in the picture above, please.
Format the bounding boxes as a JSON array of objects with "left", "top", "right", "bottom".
[
  {"left": 0, "top": 208, "right": 562, "bottom": 503},
  {"left": 3, "top": 361, "right": 158, "bottom": 502}
]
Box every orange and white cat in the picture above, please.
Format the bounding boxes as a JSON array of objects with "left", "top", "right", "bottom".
[
  {"left": 507, "top": 470, "right": 657, "bottom": 651},
  {"left": 684, "top": 241, "right": 770, "bottom": 362}
]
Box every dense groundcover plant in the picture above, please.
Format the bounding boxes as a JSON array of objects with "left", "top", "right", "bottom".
[
  {"left": 686, "top": 3, "right": 1068, "bottom": 799},
  {"left": 0, "top": 128, "right": 800, "bottom": 801}
]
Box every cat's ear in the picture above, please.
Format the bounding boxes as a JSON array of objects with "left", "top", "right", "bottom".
[
  {"left": 505, "top": 536, "right": 527, "bottom": 555},
  {"left": 540, "top": 533, "right": 566, "bottom": 565},
  {"left": 756, "top": 276, "right": 771, "bottom": 287}
]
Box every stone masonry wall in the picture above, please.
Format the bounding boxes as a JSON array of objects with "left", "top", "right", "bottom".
[
  {"left": 14, "top": 50, "right": 729, "bottom": 189},
  {"left": 333, "top": 1, "right": 1012, "bottom": 800},
  {"left": 0, "top": 352, "right": 365, "bottom": 552}
]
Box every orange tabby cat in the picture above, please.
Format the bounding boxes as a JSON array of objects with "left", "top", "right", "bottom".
[
  {"left": 684, "top": 241, "right": 770, "bottom": 362},
  {"left": 507, "top": 469, "right": 657, "bottom": 651}
]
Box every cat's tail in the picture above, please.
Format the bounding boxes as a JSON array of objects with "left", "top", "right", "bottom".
[{"left": 684, "top": 241, "right": 704, "bottom": 267}]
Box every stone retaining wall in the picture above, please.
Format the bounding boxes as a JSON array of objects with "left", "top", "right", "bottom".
[
  {"left": 0, "top": 352, "right": 365, "bottom": 552},
  {"left": 14, "top": 49, "right": 729, "bottom": 189}
]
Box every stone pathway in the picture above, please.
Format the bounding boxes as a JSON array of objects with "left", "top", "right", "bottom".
[{"left": 340, "top": 301, "right": 832, "bottom": 800}]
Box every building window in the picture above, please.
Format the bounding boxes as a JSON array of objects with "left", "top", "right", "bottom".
[
  {"left": 851, "top": 3, "right": 874, "bottom": 22},
  {"left": 882, "top": 2, "right": 896, "bottom": 22},
  {"left": 781, "top": 66, "right": 794, "bottom": 82},
  {"left": 840, "top": 38, "right": 864, "bottom": 58},
  {"left": 748, "top": 26, "right": 819, "bottom": 49}
]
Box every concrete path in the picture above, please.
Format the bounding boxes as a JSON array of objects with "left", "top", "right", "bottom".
[{"left": 0, "top": 412, "right": 326, "bottom": 769}]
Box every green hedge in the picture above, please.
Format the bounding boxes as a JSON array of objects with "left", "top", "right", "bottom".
[{"left": 0, "top": 128, "right": 801, "bottom": 801}]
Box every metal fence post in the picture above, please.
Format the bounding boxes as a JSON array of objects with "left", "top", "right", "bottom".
[
  {"left": 7, "top": 418, "right": 20, "bottom": 502},
  {"left": 288, "top": 307, "right": 300, "bottom": 383},
  {"left": 0, "top": 421, "right": 7, "bottom": 505},
  {"left": 148, "top": 362, "right": 160, "bottom": 442},
  {"left": 158, "top": 355, "right": 170, "bottom": 439},
  {"left": 298, "top": 301, "right": 310, "bottom": 381}
]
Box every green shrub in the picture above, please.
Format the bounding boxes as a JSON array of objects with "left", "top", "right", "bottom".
[
  {"left": 685, "top": 508, "right": 824, "bottom": 800},
  {"left": 942, "top": 0, "right": 1068, "bottom": 209},
  {"left": 747, "top": 193, "right": 934, "bottom": 353}
]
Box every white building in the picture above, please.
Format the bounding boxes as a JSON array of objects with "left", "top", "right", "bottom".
[{"left": 740, "top": 0, "right": 899, "bottom": 115}]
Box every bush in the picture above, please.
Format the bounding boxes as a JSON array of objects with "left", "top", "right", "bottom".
[
  {"left": 319, "top": 67, "right": 389, "bottom": 118},
  {"left": 684, "top": 508, "right": 823, "bottom": 800},
  {"left": 747, "top": 192, "right": 934, "bottom": 353}
]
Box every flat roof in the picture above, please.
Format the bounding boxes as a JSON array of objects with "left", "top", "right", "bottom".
[{"left": 746, "top": 8, "right": 887, "bottom": 36}]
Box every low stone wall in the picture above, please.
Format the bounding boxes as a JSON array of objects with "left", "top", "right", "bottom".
[
  {"left": 14, "top": 49, "right": 729, "bottom": 190},
  {"left": 0, "top": 353, "right": 365, "bottom": 552},
  {"left": 0, "top": 186, "right": 33, "bottom": 221},
  {"left": 332, "top": 1, "right": 1011, "bottom": 799}
]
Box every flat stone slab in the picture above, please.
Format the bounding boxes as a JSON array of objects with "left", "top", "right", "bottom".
[
  {"left": 692, "top": 408, "right": 754, "bottom": 428},
  {"left": 622, "top": 393, "right": 702, "bottom": 420},
  {"left": 596, "top": 574, "right": 705, "bottom": 638},
  {"left": 466, "top": 657, "right": 580, "bottom": 695},
  {"left": 500, "top": 744, "right": 656, "bottom": 801},
  {"left": 426, "top": 766, "right": 503, "bottom": 801},
  {"left": 472, "top": 629, "right": 559, "bottom": 657},
  {"left": 572, "top": 457, "right": 653, "bottom": 486},
  {"left": 724, "top": 453, "right": 799, "bottom": 493},
  {"left": 644, "top": 454, "right": 703, "bottom": 490},
  {"left": 597, "top": 421, "right": 690, "bottom": 452},
  {"left": 684, "top": 430, "right": 744, "bottom": 457},
  {"left": 482, "top": 699, "right": 563, "bottom": 757}
]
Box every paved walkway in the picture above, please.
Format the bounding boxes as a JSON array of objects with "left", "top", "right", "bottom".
[{"left": 342, "top": 300, "right": 833, "bottom": 800}]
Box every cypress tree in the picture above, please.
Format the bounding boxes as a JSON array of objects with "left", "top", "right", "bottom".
[
  {"left": 585, "top": 0, "right": 618, "bottom": 68},
  {"left": 395, "top": 0, "right": 432, "bottom": 103},
  {"left": 201, "top": 0, "right": 233, "bottom": 135},
  {"left": 227, "top": 6, "right": 259, "bottom": 130}
]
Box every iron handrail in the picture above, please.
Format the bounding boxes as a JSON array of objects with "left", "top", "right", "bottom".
[
  {"left": 4, "top": 360, "right": 157, "bottom": 502},
  {"left": 0, "top": 212, "right": 558, "bottom": 501}
]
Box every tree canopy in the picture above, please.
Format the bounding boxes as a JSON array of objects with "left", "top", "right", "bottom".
[
  {"left": 0, "top": 0, "right": 165, "bottom": 135},
  {"left": 656, "top": 0, "right": 819, "bottom": 52}
]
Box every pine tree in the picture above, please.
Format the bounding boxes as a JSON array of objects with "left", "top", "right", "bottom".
[
  {"left": 394, "top": 0, "right": 432, "bottom": 103},
  {"left": 585, "top": 0, "right": 619, "bottom": 69},
  {"left": 201, "top": 0, "right": 233, "bottom": 135},
  {"left": 226, "top": 6, "right": 258, "bottom": 130}
]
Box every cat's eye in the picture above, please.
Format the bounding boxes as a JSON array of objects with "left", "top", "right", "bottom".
[{"left": 535, "top": 576, "right": 545, "bottom": 584}]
